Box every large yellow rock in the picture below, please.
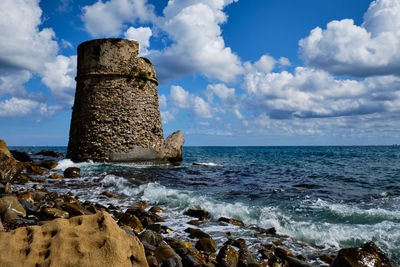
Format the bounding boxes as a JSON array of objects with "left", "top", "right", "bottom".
[
  {"left": 0, "top": 211, "right": 148, "bottom": 267},
  {"left": 0, "top": 140, "right": 11, "bottom": 157}
]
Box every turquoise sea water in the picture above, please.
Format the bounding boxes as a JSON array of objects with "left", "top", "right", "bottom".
[{"left": 11, "top": 146, "right": 400, "bottom": 264}]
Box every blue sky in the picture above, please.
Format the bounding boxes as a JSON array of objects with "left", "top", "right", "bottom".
[{"left": 1, "top": 0, "right": 400, "bottom": 146}]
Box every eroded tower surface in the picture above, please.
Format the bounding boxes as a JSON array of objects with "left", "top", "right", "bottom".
[{"left": 67, "top": 38, "right": 183, "bottom": 162}]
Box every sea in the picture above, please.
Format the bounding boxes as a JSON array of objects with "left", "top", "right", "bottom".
[{"left": 10, "top": 146, "right": 400, "bottom": 265}]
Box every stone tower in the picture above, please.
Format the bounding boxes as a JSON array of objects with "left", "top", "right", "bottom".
[{"left": 67, "top": 38, "right": 183, "bottom": 162}]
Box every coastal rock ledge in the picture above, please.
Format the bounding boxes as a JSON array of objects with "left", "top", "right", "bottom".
[
  {"left": 0, "top": 211, "right": 148, "bottom": 267},
  {"left": 67, "top": 38, "right": 184, "bottom": 163}
]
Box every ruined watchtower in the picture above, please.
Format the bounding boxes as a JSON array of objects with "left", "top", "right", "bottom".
[{"left": 67, "top": 39, "right": 183, "bottom": 162}]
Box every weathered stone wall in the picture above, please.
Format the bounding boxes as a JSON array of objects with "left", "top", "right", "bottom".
[{"left": 67, "top": 39, "right": 164, "bottom": 162}]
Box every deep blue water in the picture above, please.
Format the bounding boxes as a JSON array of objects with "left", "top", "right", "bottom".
[{"left": 11, "top": 146, "right": 400, "bottom": 264}]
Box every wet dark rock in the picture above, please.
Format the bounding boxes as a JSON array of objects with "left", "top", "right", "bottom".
[
  {"left": 149, "top": 206, "right": 166, "bottom": 213},
  {"left": 146, "top": 255, "right": 159, "bottom": 267},
  {"left": 155, "top": 242, "right": 181, "bottom": 264},
  {"left": 33, "top": 191, "right": 46, "bottom": 202},
  {"left": 62, "top": 202, "right": 92, "bottom": 217},
  {"left": 63, "top": 167, "right": 80, "bottom": 178},
  {"left": 49, "top": 173, "right": 63, "bottom": 179},
  {"left": 184, "top": 208, "right": 209, "bottom": 220},
  {"left": 101, "top": 191, "right": 121, "bottom": 199},
  {"left": 10, "top": 150, "right": 32, "bottom": 162},
  {"left": 26, "top": 164, "right": 46, "bottom": 175},
  {"left": 118, "top": 213, "right": 143, "bottom": 233},
  {"left": 188, "top": 250, "right": 207, "bottom": 266},
  {"left": 332, "top": 241, "right": 393, "bottom": 267},
  {"left": 225, "top": 238, "right": 247, "bottom": 250},
  {"left": 32, "top": 184, "right": 42, "bottom": 190},
  {"left": 165, "top": 238, "right": 191, "bottom": 257},
  {"left": 259, "top": 248, "right": 275, "bottom": 260},
  {"left": 41, "top": 207, "right": 69, "bottom": 219},
  {"left": 174, "top": 245, "right": 189, "bottom": 257},
  {"left": 319, "top": 255, "right": 334, "bottom": 265},
  {"left": 161, "top": 257, "right": 183, "bottom": 267},
  {"left": 217, "top": 244, "right": 239, "bottom": 267},
  {"left": 131, "top": 201, "right": 150, "bottom": 210},
  {"left": 126, "top": 205, "right": 164, "bottom": 227},
  {"left": 47, "top": 191, "right": 59, "bottom": 200},
  {"left": 259, "top": 227, "right": 277, "bottom": 235},
  {"left": 147, "top": 213, "right": 165, "bottom": 226},
  {"left": 238, "top": 248, "right": 259, "bottom": 267},
  {"left": 147, "top": 223, "right": 162, "bottom": 233},
  {"left": 185, "top": 227, "right": 211, "bottom": 239},
  {"left": 143, "top": 242, "right": 157, "bottom": 256},
  {"left": 218, "top": 217, "right": 244, "bottom": 227},
  {"left": 274, "top": 247, "right": 296, "bottom": 259},
  {"left": 18, "top": 198, "right": 38, "bottom": 214},
  {"left": 182, "top": 254, "right": 202, "bottom": 267},
  {"left": 107, "top": 204, "right": 118, "bottom": 210},
  {"left": 195, "top": 237, "right": 217, "bottom": 253},
  {"left": 40, "top": 159, "right": 58, "bottom": 170},
  {"left": 94, "top": 203, "right": 109, "bottom": 212},
  {"left": 35, "top": 149, "right": 64, "bottom": 158},
  {"left": 141, "top": 230, "right": 163, "bottom": 247},
  {"left": 284, "top": 255, "right": 313, "bottom": 267},
  {"left": 187, "top": 220, "right": 201, "bottom": 226}
]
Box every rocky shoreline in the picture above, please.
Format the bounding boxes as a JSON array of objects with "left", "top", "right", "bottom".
[{"left": 0, "top": 140, "right": 396, "bottom": 267}]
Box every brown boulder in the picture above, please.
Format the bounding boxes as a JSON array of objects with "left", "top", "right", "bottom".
[
  {"left": 218, "top": 217, "right": 244, "bottom": 227},
  {"left": 0, "top": 211, "right": 148, "bottom": 266},
  {"left": 35, "top": 149, "right": 64, "bottom": 158},
  {"left": 118, "top": 213, "right": 144, "bottom": 233},
  {"left": 2, "top": 195, "right": 26, "bottom": 217},
  {"left": 41, "top": 207, "right": 69, "bottom": 219},
  {"left": 9, "top": 150, "right": 32, "bottom": 162},
  {"left": 40, "top": 159, "right": 58, "bottom": 170},
  {"left": 332, "top": 241, "right": 393, "bottom": 267},
  {"left": 155, "top": 242, "right": 181, "bottom": 264},
  {"left": 217, "top": 244, "right": 239, "bottom": 267},
  {"left": 64, "top": 167, "right": 81, "bottom": 178},
  {"left": 184, "top": 208, "right": 209, "bottom": 220},
  {"left": 195, "top": 237, "right": 217, "bottom": 253},
  {"left": 185, "top": 227, "right": 211, "bottom": 239}
]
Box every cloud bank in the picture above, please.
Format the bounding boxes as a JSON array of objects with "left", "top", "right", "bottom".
[
  {"left": 300, "top": 0, "right": 400, "bottom": 77},
  {"left": 0, "top": 0, "right": 76, "bottom": 117}
]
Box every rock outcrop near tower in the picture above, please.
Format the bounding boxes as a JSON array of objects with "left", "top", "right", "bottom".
[{"left": 67, "top": 38, "right": 184, "bottom": 163}]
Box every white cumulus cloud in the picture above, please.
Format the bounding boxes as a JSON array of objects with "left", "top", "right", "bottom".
[
  {"left": 81, "top": 0, "right": 156, "bottom": 37},
  {"left": 150, "top": 1, "right": 243, "bottom": 83},
  {"left": 0, "top": 0, "right": 58, "bottom": 73},
  {"left": 0, "top": 0, "right": 78, "bottom": 117},
  {"left": 205, "top": 83, "right": 235, "bottom": 102},
  {"left": 41, "top": 55, "right": 77, "bottom": 105},
  {"left": 169, "top": 85, "right": 212, "bottom": 118},
  {"left": 124, "top": 26, "right": 152, "bottom": 55},
  {"left": 243, "top": 66, "right": 400, "bottom": 119},
  {"left": 299, "top": 0, "right": 400, "bottom": 77},
  {"left": 0, "top": 97, "right": 39, "bottom": 117}
]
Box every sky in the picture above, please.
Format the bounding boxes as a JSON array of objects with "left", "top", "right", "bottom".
[{"left": 1, "top": 0, "right": 400, "bottom": 146}]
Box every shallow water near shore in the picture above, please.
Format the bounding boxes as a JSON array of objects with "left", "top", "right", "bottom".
[{"left": 12, "top": 145, "right": 400, "bottom": 264}]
